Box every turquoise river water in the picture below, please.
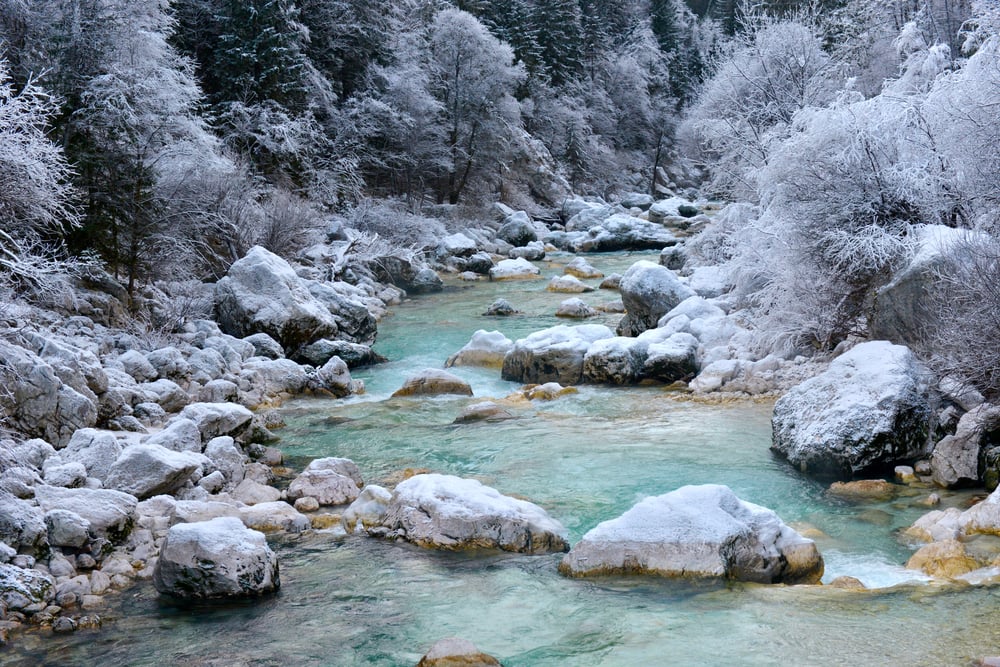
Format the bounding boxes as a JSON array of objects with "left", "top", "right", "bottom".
[{"left": 8, "top": 251, "right": 1000, "bottom": 666}]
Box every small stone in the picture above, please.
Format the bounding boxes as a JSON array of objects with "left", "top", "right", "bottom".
[
  {"left": 555, "top": 297, "right": 597, "bottom": 319},
  {"left": 294, "top": 497, "right": 320, "bottom": 512},
  {"left": 919, "top": 493, "right": 942, "bottom": 507},
  {"left": 482, "top": 299, "right": 520, "bottom": 317},
  {"left": 75, "top": 554, "right": 97, "bottom": 570},
  {"left": 77, "top": 614, "right": 102, "bottom": 629},
  {"left": 828, "top": 576, "right": 867, "bottom": 590},
  {"left": 894, "top": 466, "right": 917, "bottom": 484}
]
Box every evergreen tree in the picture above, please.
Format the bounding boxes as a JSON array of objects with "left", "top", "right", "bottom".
[{"left": 530, "top": 0, "right": 584, "bottom": 86}]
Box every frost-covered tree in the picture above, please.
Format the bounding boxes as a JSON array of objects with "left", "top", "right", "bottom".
[
  {"left": 427, "top": 8, "right": 525, "bottom": 204},
  {"left": 679, "top": 18, "right": 843, "bottom": 200}
]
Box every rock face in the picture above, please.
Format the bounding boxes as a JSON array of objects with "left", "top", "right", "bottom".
[
  {"left": 215, "top": 246, "right": 345, "bottom": 353},
  {"left": 616, "top": 261, "right": 695, "bottom": 336},
  {"left": 153, "top": 517, "right": 279, "bottom": 599},
  {"left": 501, "top": 324, "right": 614, "bottom": 385},
  {"left": 559, "top": 485, "right": 823, "bottom": 584},
  {"left": 931, "top": 404, "right": 1000, "bottom": 489},
  {"left": 392, "top": 369, "right": 473, "bottom": 398},
  {"left": 771, "top": 342, "right": 934, "bottom": 479},
  {"left": 379, "top": 474, "right": 568, "bottom": 553}
]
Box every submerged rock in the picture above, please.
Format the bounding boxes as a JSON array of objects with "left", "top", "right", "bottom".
[
  {"left": 559, "top": 484, "right": 823, "bottom": 584},
  {"left": 453, "top": 401, "right": 514, "bottom": 424},
  {"left": 416, "top": 638, "right": 501, "bottom": 667},
  {"left": 771, "top": 342, "right": 934, "bottom": 479},
  {"left": 392, "top": 369, "right": 473, "bottom": 398},
  {"left": 153, "top": 517, "right": 279, "bottom": 599},
  {"left": 379, "top": 474, "right": 568, "bottom": 553}
]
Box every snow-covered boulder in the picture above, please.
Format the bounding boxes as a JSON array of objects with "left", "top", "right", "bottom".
[
  {"left": 44, "top": 509, "right": 91, "bottom": 548},
  {"left": 138, "top": 378, "right": 190, "bottom": 413},
  {"left": 565, "top": 203, "right": 617, "bottom": 231},
  {"left": 0, "top": 340, "right": 97, "bottom": 446},
  {"left": 55, "top": 428, "right": 122, "bottom": 481},
  {"left": 555, "top": 297, "right": 597, "bottom": 319},
  {"left": 391, "top": 369, "right": 473, "bottom": 398},
  {"left": 215, "top": 246, "right": 343, "bottom": 353},
  {"left": 379, "top": 474, "right": 568, "bottom": 553},
  {"left": 547, "top": 275, "right": 595, "bottom": 293},
  {"left": 416, "top": 638, "right": 501, "bottom": 667},
  {"left": 564, "top": 256, "right": 603, "bottom": 279},
  {"left": 559, "top": 484, "right": 823, "bottom": 584},
  {"left": 620, "top": 192, "right": 655, "bottom": 210},
  {"left": 304, "top": 279, "right": 379, "bottom": 345},
  {"left": 556, "top": 214, "right": 681, "bottom": 253},
  {"left": 145, "top": 347, "right": 192, "bottom": 383},
  {"left": 771, "top": 341, "right": 934, "bottom": 478},
  {"left": 343, "top": 485, "right": 393, "bottom": 533},
  {"left": 642, "top": 332, "right": 699, "bottom": 383},
  {"left": 243, "top": 333, "right": 285, "bottom": 360},
  {"left": 105, "top": 444, "right": 207, "bottom": 499},
  {"left": 496, "top": 211, "right": 538, "bottom": 247},
  {"left": 446, "top": 330, "right": 514, "bottom": 369},
  {"left": 489, "top": 257, "right": 541, "bottom": 281},
  {"left": 0, "top": 563, "right": 55, "bottom": 612},
  {"left": 153, "top": 517, "right": 279, "bottom": 599},
  {"left": 483, "top": 298, "right": 521, "bottom": 316},
  {"left": 178, "top": 402, "right": 253, "bottom": 442},
  {"left": 0, "top": 492, "right": 48, "bottom": 555},
  {"left": 33, "top": 485, "right": 137, "bottom": 544},
  {"left": 204, "top": 436, "right": 247, "bottom": 489},
  {"left": 239, "top": 501, "right": 311, "bottom": 533},
  {"left": 287, "top": 468, "right": 360, "bottom": 506},
  {"left": 314, "top": 356, "right": 363, "bottom": 398},
  {"left": 582, "top": 337, "right": 648, "bottom": 385},
  {"left": 508, "top": 240, "right": 545, "bottom": 261},
  {"left": 501, "top": 324, "right": 615, "bottom": 385},
  {"left": 616, "top": 261, "right": 696, "bottom": 336},
  {"left": 297, "top": 339, "right": 385, "bottom": 368},
  {"left": 144, "top": 417, "right": 202, "bottom": 453},
  {"left": 438, "top": 232, "right": 478, "bottom": 258},
  {"left": 465, "top": 251, "right": 495, "bottom": 275}
]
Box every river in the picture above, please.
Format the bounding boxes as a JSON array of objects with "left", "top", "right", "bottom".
[{"left": 8, "top": 251, "right": 1000, "bottom": 666}]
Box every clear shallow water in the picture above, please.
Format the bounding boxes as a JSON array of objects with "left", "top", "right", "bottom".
[{"left": 10, "top": 251, "right": 1000, "bottom": 666}]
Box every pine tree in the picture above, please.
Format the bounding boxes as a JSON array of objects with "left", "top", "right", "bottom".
[
  {"left": 529, "top": 0, "right": 584, "bottom": 86},
  {"left": 211, "top": 0, "right": 309, "bottom": 110}
]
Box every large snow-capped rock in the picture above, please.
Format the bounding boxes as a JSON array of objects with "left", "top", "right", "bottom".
[
  {"left": 379, "top": 474, "right": 568, "bottom": 553},
  {"left": 501, "top": 324, "right": 615, "bottom": 385},
  {"left": 559, "top": 484, "right": 823, "bottom": 584},
  {"left": 153, "top": 517, "right": 279, "bottom": 599},
  {"left": 489, "top": 257, "right": 541, "bottom": 281},
  {"left": 214, "top": 245, "right": 344, "bottom": 354},
  {"left": 771, "top": 341, "right": 934, "bottom": 479},
  {"left": 616, "top": 261, "right": 695, "bottom": 337},
  {"left": 496, "top": 211, "right": 538, "bottom": 248}
]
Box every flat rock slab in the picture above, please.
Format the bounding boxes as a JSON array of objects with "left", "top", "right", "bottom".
[{"left": 559, "top": 484, "right": 823, "bottom": 584}]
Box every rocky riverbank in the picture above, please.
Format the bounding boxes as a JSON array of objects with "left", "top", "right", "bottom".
[{"left": 4, "top": 193, "right": 1000, "bottom": 662}]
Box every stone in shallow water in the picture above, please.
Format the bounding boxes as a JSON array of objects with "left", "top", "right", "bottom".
[
  {"left": 559, "top": 484, "right": 823, "bottom": 584},
  {"left": 416, "top": 637, "right": 501, "bottom": 667},
  {"left": 379, "top": 474, "right": 568, "bottom": 554},
  {"left": 827, "top": 480, "right": 898, "bottom": 502},
  {"left": 392, "top": 369, "right": 473, "bottom": 398},
  {"left": 482, "top": 299, "right": 521, "bottom": 317},
  {"left": 153, "top": 517, "right": 279, "bottom": 600}
]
